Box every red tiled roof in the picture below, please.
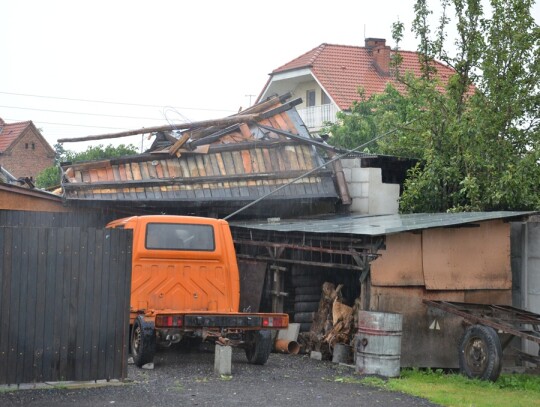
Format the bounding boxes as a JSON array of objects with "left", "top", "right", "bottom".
[
  {"left": 271, "top": 43, "right": 457, "bottom": 110},
  {"left": 0, "top": 119, "right": 32, "bottom": 153}
]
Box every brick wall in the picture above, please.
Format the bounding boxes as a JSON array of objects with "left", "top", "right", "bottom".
[{"left": 0, "top": 129, "right": 54, "bottom": 180}]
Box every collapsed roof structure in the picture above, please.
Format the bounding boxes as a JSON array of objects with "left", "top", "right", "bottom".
[{"left": 59, "top": 94, "right": 353, "bottom": 219}]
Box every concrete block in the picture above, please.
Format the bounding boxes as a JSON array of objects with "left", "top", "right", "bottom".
[
  {"left": 340, "top": 158, "right": 361, "bottom": 169},
  {"left": 214, "top": 344, "right": 232, "bottom": 376},
  {"left": 310, "top": 351, "right": 322, "bottom": 360},
  {"left": 351, "top": 168, "right": 370, "bottom": 183},
  {"left": 348, "top": 182, "right": 364, "bottom": 199},
  {"left": 142, "top": 362, "right": 154, "bottom": 370},
  {"left": 351, "top": 197, "right": 369, "bottom": 214},
  {"left": 342, "top": 167, "right": 352, "bottom": 183},
  {"left": 277, "top": 323, "right": 301, "bottom": 342}
]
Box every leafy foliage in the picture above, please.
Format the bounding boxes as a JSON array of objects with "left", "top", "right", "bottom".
[
  {"left": 325, "top": 0, "right": 540, "bottom": 212},
  {"left": 35, "top": 143, "right": 138, "bottom": 189}
]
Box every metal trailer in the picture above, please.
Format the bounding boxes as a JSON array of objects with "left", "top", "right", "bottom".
[{"left": 423, "top": 300, "right": 540, "bottom": 381}]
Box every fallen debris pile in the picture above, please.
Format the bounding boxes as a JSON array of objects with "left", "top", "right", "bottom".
[{"left": 297, "top": 282, "right": 359, "bottom": 362}]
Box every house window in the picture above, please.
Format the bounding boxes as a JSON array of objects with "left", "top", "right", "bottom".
[
  {"left": 25, "top": 143, "right": 29, "bottom": 149},
  {"left": 32, "top": 143, "right": 35, "bottom": 150},
  {"left": 322, "top": 91, "right": 331, "bottom": 105},
  {"left": 306, "top": 90, "right": 316, "bottom": 107}
]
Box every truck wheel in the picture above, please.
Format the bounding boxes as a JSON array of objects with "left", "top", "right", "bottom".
[
  {"left": 459, "top": 324, "right": 502, "bottom": 381},
  {"left": 245, "top": 330, "right": 272, "bottom": 365},
  {"left": 131, "top": 316, "right": 156, "bottom": 368}
]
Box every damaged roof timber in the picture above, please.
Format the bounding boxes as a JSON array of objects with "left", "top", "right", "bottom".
[{"left": 60, "top": 94, "right": 343, "bottom": 217}]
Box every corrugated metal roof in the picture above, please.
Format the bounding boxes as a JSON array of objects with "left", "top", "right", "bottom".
[{"left": 231, "top": 211, "right": 535, "bottom": 236}]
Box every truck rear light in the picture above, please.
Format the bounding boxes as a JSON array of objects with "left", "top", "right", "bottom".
[
  {"left": 262, "top": 316, "right": 287, "bottom": 328},
  {"left": 156, "top": 315, "right": 183, "bottom": 328}
]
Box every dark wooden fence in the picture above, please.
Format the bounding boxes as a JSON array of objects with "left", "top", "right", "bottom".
[{"left": 0, "top": 210, "right": 132, "bottom": 385}]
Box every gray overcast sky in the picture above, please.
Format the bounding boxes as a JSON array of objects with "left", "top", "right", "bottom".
[{"left": 1, "top": 0, "right": 539, "bottom": 152}]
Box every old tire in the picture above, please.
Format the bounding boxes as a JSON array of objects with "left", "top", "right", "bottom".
[
  {"left": 459, "top": 324, "right": 502, "bottom": 381},
  {"left": 294, "top": 311, "right": 315, "bottom": 323},
  {"left": 295, "top": 294, "right": 322, "bottom": 302},
  {"left": 131, "top": 317, "right": 156, "bottom": 368},
  {"left": 245, "top": 329, "right": 272, "bottom": 365},
  {"left": 294, "top": 302, "right": 320, "bottom": 312},
  {"left": 295, "top": 286, "right": 322, "bottom": 295}
]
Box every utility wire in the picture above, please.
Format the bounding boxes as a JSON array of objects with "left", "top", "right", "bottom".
[
  {"left": 0, "top": 91, "right": 235, "bottom": 113},
  {"left": 1, "top": 105, "right": 167, "bottom": 121},
  {"left": 5, "top": 118, "right": 128, "bottom": 130}
]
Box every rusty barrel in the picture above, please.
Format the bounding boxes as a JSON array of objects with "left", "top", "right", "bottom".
[{"left": 355, "top": 311, "right": 403, "bottom": 378}]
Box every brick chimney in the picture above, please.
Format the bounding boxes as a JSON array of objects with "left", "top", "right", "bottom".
[{"left": 365, "top": 38, "right": 391, "bottom": 75}]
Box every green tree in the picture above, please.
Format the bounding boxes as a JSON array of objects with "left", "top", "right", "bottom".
[
  {"left": 36, "top": 143, "right": 138, "bottom": 189},
  {"left": 326, "top": 0, "right": 540, "bottom": 212}
]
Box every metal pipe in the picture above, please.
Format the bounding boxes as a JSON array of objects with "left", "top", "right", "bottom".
[{"left": 274, "top": 339, "right": 300, "bottom": 355}]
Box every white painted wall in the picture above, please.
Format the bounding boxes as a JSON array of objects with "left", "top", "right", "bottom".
[{"left": 340, "top": 158, "right": 400, "bottom": 215}]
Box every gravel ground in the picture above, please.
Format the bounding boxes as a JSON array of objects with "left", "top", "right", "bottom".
[{"left": 0, "top": 344, "right": 440, "bottom": 407}]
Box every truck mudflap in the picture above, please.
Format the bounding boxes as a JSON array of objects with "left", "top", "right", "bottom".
[{"left": 155, "top": 313, "right": 288, "bottom": 330}]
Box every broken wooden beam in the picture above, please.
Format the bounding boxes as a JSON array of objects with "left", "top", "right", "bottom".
[{"left": 57, "top": 113, "right": 261, "bottom": 143}]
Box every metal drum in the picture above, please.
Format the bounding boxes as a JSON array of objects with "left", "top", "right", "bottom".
[{"left": 355, "top": 310, "right": 403, "bottom": 378}]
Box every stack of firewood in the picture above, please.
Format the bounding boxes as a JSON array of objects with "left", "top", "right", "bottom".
[{"left": 297, "top": 282, "right": 360, "bottom": 360}]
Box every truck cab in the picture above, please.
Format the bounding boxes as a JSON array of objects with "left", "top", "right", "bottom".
[{"left": 107, "top": 215, "right": 288, "bottom": 367}]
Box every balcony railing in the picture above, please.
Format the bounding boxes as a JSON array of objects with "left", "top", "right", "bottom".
[{"left": 297, "top": 104, "right": 339, "bottom": 131}]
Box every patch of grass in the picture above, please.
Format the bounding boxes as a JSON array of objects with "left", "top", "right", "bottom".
[
  {"left": 169, "top": 380, "right": 184, "bottom": 392},
  {"left": 357, "top": 369, "right": 540, "bottom": 407}
]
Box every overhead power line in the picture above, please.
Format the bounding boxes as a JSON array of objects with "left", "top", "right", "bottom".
[
  {"left": 5, "top": 118, "right": 128, "bottom": 130},
  {"left": 0, "top": 91, "right": 235, "bottom": 113},
  {"left": 0, "top": 105, "right": 166, "bottom": 121}
]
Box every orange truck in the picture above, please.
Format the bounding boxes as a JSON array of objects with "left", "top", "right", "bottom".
[{"left": 107, "top": 215, "right": 288, "bottom": 367}]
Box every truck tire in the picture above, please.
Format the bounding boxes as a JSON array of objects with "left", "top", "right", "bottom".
[
  {"left": 459, "top": 324, "right": 502, "bottom": 381},
  {"left": 131, "top": 316, "right": 156, "bottom": 368},
  {"left": 245, "top": 329, "right": 272, "bottom": 365},
  {"left": 295, "top": 294, "right": 321, "bottom": 302},
  {"left": 294, "top": 302, "right": 320, "bottom": 312},
  {"left": 295, "top": 286, "right": 322, "bottom": 295},
  {"left": 294, "top": 312, "right": 315, "bottom": 323}
]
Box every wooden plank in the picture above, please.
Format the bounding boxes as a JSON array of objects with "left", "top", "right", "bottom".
[
  {"left": 241, "top": 150, "right": 253, "bottom": 174},
  {"left": 42, "top": 228, "right": 58, "bottom": 382},
  {"left": 74, "top": 229, "right": 88, "bottom": 381},
  {"left": 231, "top": 151, "right": 245, "bottom": 174},
  {"left": 82, "top": 230, "right": 97, "bottom": 381},
  {"left": 104, "top": 230, "right": 117, "bottom": 380},
  {"left": 21, "top": 229, "right": 38, "bottom": 383},
  {"left": 33, "top": 228, "right": 47, "bottom": 382},
  {"left": 113, "top": 229, "right": 131, "bottom": 379},
  {"left": 90, "top": 229, "right": 103, "bottom": 379},
  {"left": 66, "top": 228, "right": 81, "bottom": 380},
  {"left": 423, "top": 221, "right": 511, "bottom": 290},
  {"left": 0, "top": 228, "right": 10, "bottom": 384},
  {"left": 215, "top": 153, "right": 227, "bottom": 176},
  {"left": 89, "top": 168, "right": 99, "bottom": 183},
  {"left": 7, "top": 228, "right": 22, "bottom": 385},
  {"left": 118, "top": 164, "right": 127, "bottom": 181},
  {"left": 238, "top": 123, "right": 252, "bottom": 140},
  {"left": 58, "top": 228, "right": 72, "bottom": 380}
]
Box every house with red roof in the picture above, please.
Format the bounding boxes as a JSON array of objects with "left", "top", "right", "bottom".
[
  {"left": 0, "top": 118, "right": 55, "bottom": 181},
  {"left": 257, "top": 38, "right": 456, "bottom": 134}
]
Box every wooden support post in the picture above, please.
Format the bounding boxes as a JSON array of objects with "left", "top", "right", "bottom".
[{"left": 270, "top": 265, "right": 287, "bottom": 313}]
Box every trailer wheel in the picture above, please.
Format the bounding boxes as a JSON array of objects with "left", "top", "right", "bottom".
[
  {"left": 131, "top": 316, "right": 156, "bottom": 368},
  {"left": 459, "top": 324, "right": 502, "bottom": 381},
  {"left": 245, "top": 330, "right": 272, "bottom": 365}
]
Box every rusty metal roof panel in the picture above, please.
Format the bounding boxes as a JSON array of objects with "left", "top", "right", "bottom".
[{"left": 231, "top": 211, "right": 535, "bottom": 236}]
